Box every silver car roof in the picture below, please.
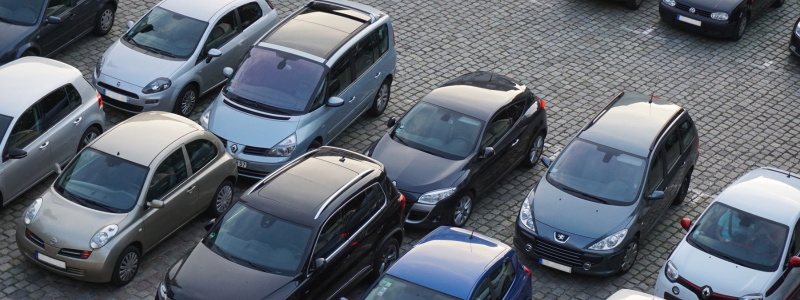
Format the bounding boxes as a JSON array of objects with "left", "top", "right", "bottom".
[
  {"left": 713, "top": 167, "right": 800, "bottom": 226},
  {"left": 0, "top": 57, "right": 85, "bottom": 117}
]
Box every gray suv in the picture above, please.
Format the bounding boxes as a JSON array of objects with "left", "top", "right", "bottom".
[{"left": 201, "top": 0, "right": 397, "bottom": 178}]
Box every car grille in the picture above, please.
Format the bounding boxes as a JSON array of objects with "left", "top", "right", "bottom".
[
  {"left": 97, "top": 82, "right": 140, "bottom": 99},
  {"left": 534, "top": 238, "right": 584, "bottom": 267},
  {"left": 674, "top": 2, "right": 711, "bottom": 18},
  {"left": 243, "top": 146, "right": 270, "bottom": 156},
  {"left": 677, "top": 277, "right": 738, "bottom": 299},
  {"left": 101, "top": 96, "right": 144, "bottom": 112},
  {"left": 26, "top": 229, "right": 45, "bottom": 248}
]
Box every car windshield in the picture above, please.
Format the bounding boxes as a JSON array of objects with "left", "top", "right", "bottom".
[
  {"left": 364, "top": 275, "right": 461, "bottom": 300},
  {"left": 0, "top": 0, "right": 43, "bottom": 25},
  {"left": 547, "top": 139, "right": 646, "bottom": 204},
  {"left": 223, "top": 47, "right": 325, "bottom": 115},
  {"left": 203, "top": 202, "right": 312, "bottom": 275},
  {"left": 393, "top": 102, "right": 482, "bottom": 160},
  {"left": 688, "top": 202, "right": 788, "bottom": 272},
  {"left": 54, "top": 148, "right": 149, "bottom": 213},
  {"left": 124, "top": 7, "right": 207, "bottom": 59}
]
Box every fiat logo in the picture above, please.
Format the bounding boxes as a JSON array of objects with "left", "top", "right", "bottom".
[
  {"left": 231, "top": 144, "right": 238, "bottom": 153},
  {"left": 689, "top": 7, "right": 696, "bottom": 13},
  {"left": 49, "top": 237, "right": 57, "bottom": 245}
]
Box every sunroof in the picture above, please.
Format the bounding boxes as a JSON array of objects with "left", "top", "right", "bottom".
[{"left": 263, "top": 9, "right": 366, "bottom": 58}]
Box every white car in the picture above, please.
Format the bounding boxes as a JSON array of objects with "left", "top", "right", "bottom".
[
  {"left": 608, "top": 289, "right": 665, "bottom": 300},
  {"left": 656, "top": 167, "right": 800, "bottom": 300}
]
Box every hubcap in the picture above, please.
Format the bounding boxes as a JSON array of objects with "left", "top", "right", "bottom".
[
  {"left": 453, "top": 196, "right": 472, "bottom": 226},
  {"left": 621, "top": 242, "right": 638, "bottom": 270},
  {"left": 82, "top": 132, "right": 97, "bottom": 147},
  {"left": 378, "top": 244, "right": 398, "bottom": 273},
  {"left": 216, "top": 185, "right": 233, "bottom": 212},
  {"left": 182, "top": 90, "right": 196, "bottom": 115},
  {"left": 530, "top": 136, "right": 544, "bottom": 163},
  {"left": 100, "top": 9, "right": 114, "bottom": 32},
  {"left": 118, "top": 252, "right": 139, "bottom": 281},
  {"left": 376, "top": 84, "right": 389, "bottom": 111}
]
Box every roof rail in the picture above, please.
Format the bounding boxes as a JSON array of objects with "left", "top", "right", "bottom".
[
  {"left": 245, "top": 149, "right": 320, "bottom": 195},
  {"left": 315, "top": 169, "right": 374, "bottom": 219},
  {"left": 580, "top": 91, "right": 625, "bottom": 133},
  {"left": 306, "top": 0, "right": 378, "bottom": 23},
  {"left": 647, "top": 109, "right": 684, "bottom": 153}
]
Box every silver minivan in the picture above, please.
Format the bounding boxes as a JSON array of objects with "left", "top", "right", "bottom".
[{"left": 201, "top": 0, "right": 397, "bottom": 178}]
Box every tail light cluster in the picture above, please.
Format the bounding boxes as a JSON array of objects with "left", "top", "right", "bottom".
[
  {"left": 523, "top": 265, "right": 531, "bottom": 277},
  {"left": 538, "top": 98, "right": 545, "bottom": 109},
  {"left": 266, "top": 0, "right": 275, "bottom": 9},
  {"left": 399, "top": 193, "right": 406, "bottom": 209},
  {"left": 96, "top": 93, "right": 103, "bottom": 109}
]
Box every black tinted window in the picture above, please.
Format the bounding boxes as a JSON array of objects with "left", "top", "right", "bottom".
[
  {"left": 5, "top": 105, "right": 43, "bottom": 152},
  {"left": 481, "top": 102, "right": 524, "bottom": 148},
  {"left": 314, "top": 212, "right": 345, "bottom": 258},
  {"left": 40, "top": 87, "right": 72, "bottom": 130},
  {"left": 0, "top": 0, "right": 45, "bottom": 25},
  {"left": 237, "top": 2, "right": 262, "bottom": 30},
  {"left": 45, "top": 0, "right": 71, "bottom": 18},
  {"left": 663, "top": 131, "right": 681, "bottom": 169},
  {"left": 678, "top": 119, "right": 696, "bottom": 150},
  {"left": 65, "top": 84, "right": 82, "bottom": 110},
  {"left": 787, "top": 220, "right": 800, "bottom": 269},
  {"left": 327, "top": 53, "right": 353, "bottom": 98},
  {"left": 645, "top": 154, "right": 664, "bottom": 194},
  {"left": 186, "top": 139, "right": 217, "bottom": 172},
  {"left": 147, "top": 149, "right": 188, "bottom": 201},
  {"left": 354, "top": 31, "right": 378, "bottom": 78},
  {"left": 343, "top": 185, "right": 385, "bottom": 235},
  {"left": 486, "top": 261, "right": 515, "bottom": 299}
]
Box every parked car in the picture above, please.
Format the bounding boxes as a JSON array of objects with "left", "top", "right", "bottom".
[
  {"left": 656, "top": 167, "right": 800, "bottom": 300},
  {"left": 790, "top": 16, "right": 800, "bottom": 58},
  {"left": 0, "top": 0, "right": 117, "bottom": 65},
  {"left": 515, "top": 91, "right": 700, "bottom": 276},
  {"left": 16, "top": 111, "right": 237, "bottom": 286},
  {"left": 93, "top": 0, "right": 278, "bottom": 116},
  {"left": 157, "top": 147, "right": 405, "bottom": 300},
  {"left": 608, "top": 289, "right": 665, "bottom": 300},
  {"left": 351, "top": 226, "right": 532, "bottom": 300},
  {"left": 659, "top": 0, "right": 782, "bottom": 40},
  {"left": 0, "top": 57, "right": 105, "bottom": 208},
  {"left": 365, "top": 71, "right": 547, "bottom": 228},
  {"left": 202, "top": 0, "right": 397, "bottom": 179}
]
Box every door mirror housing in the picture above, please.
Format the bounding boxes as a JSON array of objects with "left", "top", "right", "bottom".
[
  {"left": 315, "top": 257, "right": 327, "bottom": 269},
  {"left": 680, "top": 217, "right": 692, "bottom": 231},
  {"left": 646, "top": 191, "right": 665, "bottom": 200},
  {"left": 204, "top": 218, "right": 216, "bottom": 231},
  {"left": 54, "top": 163, "right": 62, "bottom": 175},
  {"left": 6, "top": 148, "right": 27, "bottom": 160},
  {"left": 222, "top": 67, "right": 234, "bottom": 78},
  {"left": 327, "top": 97, "right": 345, "bottom": 107},
  {"left": 480, "top": 147, "right": 495, "bottom": 159},
  {"left": 541, "top": 157, "right": 551, "bottom": 168},
  {"left": 45, "top": 16, "right": 62, "bottom": 25},
  {"left": 789, "top": 256, "right": 800, "bottom": 268},
  {"left": 126, "top": 21, "right": 135, "bottom": 29},
  {"left": 147, "top": 200, "right": 164, "bottom": 208},
  {"left": 386, "top": 116, "right": 396, "bottom": 128},
  {"left": 206, "top": 48, "right": 222, "bottom": 63}
]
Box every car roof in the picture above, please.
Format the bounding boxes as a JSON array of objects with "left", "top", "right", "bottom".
[
  {"left": 607, "top": 289, "right": 664, "bottom": 300},
  {"left": 260, "top": 0, "right": 372, "bottom": 59},
  {"left": 0, "top": 57, "right": 84, "bottom": 117},
  {"left": 159, "top": 0, "right": 237, "bottom": 21},
  {"left": 241, "top": 147, "right": 384, "bottom": 227},
  {"left": 89, "top": 112, "right": 202, "bottom": 166},
  {"left": 387, "top": 227, "right": 510, "bottom": 299},
  {"left": 579, "top": 91, "right": 683, "bottom": 157},
  {"left": 421, "top": 71, "right": 528, "bottom": 121},
  {"left": 713, "top": 167, "right": 800, "bottom": 225}
]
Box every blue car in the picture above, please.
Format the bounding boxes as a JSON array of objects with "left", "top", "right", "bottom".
[{"left": 358, "top": 226, "right": 532, "bottom": 300}]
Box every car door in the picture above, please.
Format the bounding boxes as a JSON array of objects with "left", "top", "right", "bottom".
[
  {"left": 302, "top": 210, "right": 347, "bottom": 300},
  {"left": 767, "top": 219, "right": 800, "bottom": 298},
  {"left": 38, "top": 0, "right": 77, "bottom": 55},
  {"left": 141, "top": 147, "right": 196, "bottom": 249},
  {"left": 349, "top": 28, "right": 381, "bottom": 117},
  {"left": 236, "top": 2, "right": 273, "bottom": 48},
  {"left": 70, "top": 0, "right": 96, "bottom": 34},
  {"left": 200, "top": 10, "right": 248, "bottom": 93},
  {"left": 498, "top": 100, "right": 532, "bottom": 169},
  {"left": 640, "top": 150, "right": 667, "bottom": 234},
  {"left": 184, "top": 138, "right": 222, "bottom": 214},
  {"left": 1, "top": 104, "right": 50, "bottom": 200},
  {"left": 472, "top": 105, "right": 521, "bottom": 195},
  {"left": 39, "top": 85, "right": 81, "bottom": 166},
  {"left": 326, "top": 52, "right": 357, "bottom": 139},
  {"left": 659, "top": 128, "right": 685, "bottom": 213}
]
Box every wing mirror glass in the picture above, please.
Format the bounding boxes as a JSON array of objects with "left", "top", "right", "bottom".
[
  {"left": 6, "top": 148, "right": 27, "bottom": 160},
  {"left": 54, "top": 163, "right": 62, "bottom": 175},
  {"left": 789, "top": 256, "right": 800, "bottom": 268},
  {"left": 480, "top": 147, "right": 495, "bottom": 159},
  {"left": 680, "top": 217, "right": 691, "bottom": 231},
  {"left": 387, "top": 116, "right": 396, "bottom": 128},
  {"left": 646, "top": 191, "right": 665, "bottom": 200},
  {"left": 222, "top": 67, "right": 234, "bottom": 78},
  {"left": 541, "top": 157, "right": 551, "bottom": 168},
  {"left": 45, "top": 16, "right": 62, "bottom": 25},
  {"left": 204, "top": 218, "right": 216, "bottom": 231},
  {"left": 315, "top": 257, "right": 327, "bottom": 269},
  {"left": 126, "top": 21, "right": 135, "bottom": 29},
  {"left": 327, "top": 97, "right": 344, "bottom": 107},
  {"left": 147, "top": 200, "right": 164, "bottom": 208}
]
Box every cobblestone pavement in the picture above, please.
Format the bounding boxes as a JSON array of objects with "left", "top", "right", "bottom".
[{"left": 2, "top": 0, "right": 800, "bottom": 299}]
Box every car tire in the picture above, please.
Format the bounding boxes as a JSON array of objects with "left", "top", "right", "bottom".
[
  {"left": 208, "top": 180, "right": 234, "bottom": 217},
  {"left": 520, "top": 132, "right": 545, "bottom": 169},
  {"left": 772, "top": 0, "right": 784, "bottom": 8},
  {"left": 110, "top": 245, "right": 140, "bottom": 286},
  {"left": 672, "top": 172, "right": 691, "bottom": 205},
  {"left": 173, "top": 85, "right": 198, "bottom": 117},
  {"left": 626, "top": 0, "right": 643, "bottom": 10},
  {"left": 367, "top": 80, "right": 391, "bottom": 117},
  {"left": 307, "top": 140, "right": 322, "bottom": 152},
  {"left": 732, "top": 13, "right": 748, "bottom": 41},
  {"left": 617, "top": 237, "right": 639, "bottom": 274},
  {"left": 448, "top": 192, "right": 474, "bottom": 227},
  {"left": 372, "top": 238, "right": 400, "bottom": 277},
  {"left": 92, "top": 3, "right": 116, "bottom": 36},
  {"left": 78, "top": 126, "right": 101, "bottom": 152}
]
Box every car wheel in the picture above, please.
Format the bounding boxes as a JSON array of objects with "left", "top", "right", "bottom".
[
  {"left": 626, "top": 0, "right": 643, "bottom": 10},
  {"left": 732, "top": 13, "right": 747, "bottom": 41},
  {"left": 208, "top": 180, "right": 234, "bottom": 217},
  {"left": 449, "top": 192, "right": 474, "bottom": 227},
  {"left": 772, "top": 0, "right": 784, "bottom": 8},
  {"left": 372, "top": 238, "right": 400, "bottom": 277},
  {"left": 173, "top": 85, "right": 198, "bottom": 117},
  {"left": 367, "top": 80, "right": 391, "bottom": 117},
  {"left": 618, "top": 238, "right": 639, "bottom": 274},
  {"left": 78, "top": 126, "right": 101, "bottom": 152},
  {"left": 92, "top": 4, "right": 116, "bottom": 36},
  {"left": 672, "top": 172, "right": 691, "bottom": 205},
  {"left": 307, "top": 140, "right": 322, "bottom": 152},
  {"left": 521, "top": 132, "right": 545, "bottom": 169},
  {"left": 110, "top": 245, "right": 140, "bottom": 286}
]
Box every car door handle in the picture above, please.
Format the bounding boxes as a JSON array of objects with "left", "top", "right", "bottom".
[
  {"left": 511, "top": 139, "right": 519, "bottom": 147},
  {"left": 68, "top": 13, "right": 76, "bottom": 20},
  {"left": 186, "top": 186, "right": 196, "bottom": 194},
  {"left": 238, "top": 39, "right": 246, "bottom": 46},
  {"left": 73, "top": 117, "right": 82, "bottom": 125},
  {"left": 349, "top": 96, "right": 356, "bottom": 103},
  {"left": 374, "top": 72, "right": 382, "bottom": 79},
  {"left": 39, "top": 141, "right": 49, "bottom": 150}
]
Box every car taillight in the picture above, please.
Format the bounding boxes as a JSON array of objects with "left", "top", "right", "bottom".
[
  {"left": 266, "top": 0, "right": 274, "bottom": 9},
  {"left": 538, "top": 98, "right": 545, "bottom": 109},
  {"left": 523, "top": 265, "right": 531, "bottom": 277},
  {"left": 97, "top": 93, "right": 103, "bottom": 109},
  {"left": 399, "top": 193, "right": 406, "bottom": 209}
]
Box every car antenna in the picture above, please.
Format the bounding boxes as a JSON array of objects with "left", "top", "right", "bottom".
[{"left": 469, "top": 230, "right": 474, "bottom": 240}]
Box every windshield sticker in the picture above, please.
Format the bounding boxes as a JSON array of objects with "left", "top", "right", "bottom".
[{"left": 395, "top": 124, "right": 404, "bottom": 133}]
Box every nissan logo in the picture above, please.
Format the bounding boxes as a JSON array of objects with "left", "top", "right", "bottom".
[
  {"left": 554, "top": 232, "right": 570, "bottom": 243},
  {"left": 49, "top": 237, "right": 57, "bottom": 245}
]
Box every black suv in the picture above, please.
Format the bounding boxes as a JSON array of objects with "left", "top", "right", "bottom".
[
  {"left": 515, "top": 91, "right": 699, "bottom": 276},
  {"left": 157, "top": 147, "right": 405, "bottom": 300}
]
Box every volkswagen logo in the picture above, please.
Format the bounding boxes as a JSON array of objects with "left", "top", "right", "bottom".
[
  {"left": 554, "top": 232, "right": 570, "bottom": 243},
  {"left": 231, "top": 144, "right": 239, "bottom": 153},
  {"left": 701, "top": 286, "right": 712, "bottom": 299},
  {"left": 689, "top": 7, "right": 696, "bottom": 13},
  {"left": 116, "top": 81, "right": 121, "bottom": 87},
  {"left": 49, "top": 237, "right": 57, "bottom": 245}
]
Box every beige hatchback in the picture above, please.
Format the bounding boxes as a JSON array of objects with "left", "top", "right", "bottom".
[{"left": 16, "top": 112, "right": 237, "bottom": 286}]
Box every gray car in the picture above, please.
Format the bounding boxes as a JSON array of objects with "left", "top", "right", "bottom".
[
  {"left": 0, "top": 57, "right": 105, "bottom": 208},
  {"left": 93, "top": 0, "right": 279, "bottom": 116},
  {"left": 201, "top": 0, "right": 397, "bottom": 178}
]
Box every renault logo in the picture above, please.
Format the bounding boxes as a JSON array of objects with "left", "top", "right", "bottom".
[
  {"left": 49, "top": 237, "right": 57, "bottom": 245},
  {"left": 689, "top": 7, "right": 696, "bottom": 13},
  {"left": 231, "top": 144, "right": 238, "bottom": 153},
  {"left": 701, "top": 286, "right": 712, "bottom": 299},
  {"left": 554, "top": 232, "right": 569, "bottom": 243}
]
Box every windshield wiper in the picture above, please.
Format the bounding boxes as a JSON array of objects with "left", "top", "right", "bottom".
[
  {"left": 560, "top": 186, "right": 608, "bottom": 204},
  {"left": 62, "top": 190, "right": 116, "bottom": 213},
  {"left": 226, "top": 92, "right": 291, "bottom": 115},
  {"left": 214, "top": 245, "right": 275, "bottom": 273},
  {"left": 138, "top": 44, "right": 176, "bottom": 58}
]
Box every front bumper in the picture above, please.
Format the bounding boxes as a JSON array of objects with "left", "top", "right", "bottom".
[
  {"left": 659, "top": 4, "right": 736, "bottom": 38},
  {"left": 216, "top": 138, "right": 292, "bottom": 179},
  {"left": 93, "top": 73, "right": 179, "bottom": 113},
  {"left": 401, "top": 191, "right": 456, "bottom": 229},
  {"left": 790, "top": 31, "right": 800, "bottom": 58}
]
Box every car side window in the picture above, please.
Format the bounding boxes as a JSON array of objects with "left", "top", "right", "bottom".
[
  {"left": 471, "top": 275, "right": 492, "bottom": 300},
  {"left": 677, "top": 119, "right": 696, "bottom": 151},
  {"left": 785, "top": 220, "right": 800, "bottom": 269},
  {"left": 342, "top": 184, "right": 386, "bottom": 234},
  {"left": 663, "top": 130, "right": 681, "bottom": 170},
  {"left": 146, "top": 148, "right": 189, "bottom": 201},
  {"left": 4, "top": 105, "right": 43, "bottom": 153},
  {"left": 376, "top": 24, "right": 389, "bottom": 56},
  {"left": 203, "top": 11, "right": 240, "bottom": 55},
  {"left": 645, "top": 153, "right": 665, "bottom": 194},
  {"left": 489, "top": 261, "right": 515, "bottom": 299},
  {"left": 480, "top": 102, "right": 523, "bottom": 148},
  {"left": 313, "top": 211, "right": 346, "bottom": 259},
  {"left": 40, "top": 86, "right": 72, "bottom": 130},
  {"left": 45, "top": 0, "right": 72, "bottom": 18},
  {"left": 353, "top": 30, "right": 378, "bottom": 78},
  {"left": 236, "top": 2, "right": 262, "bottom": 30},
  {"left": 310, "top": 78, "right": 328, "bottom": 111},
  {"left": 326, "top": 53, "right": 353, "bottom": 98},
  {"left": 65, "top": 84, "right": 82, "bottom": 110},
  {"left": 185, "top": 139, "right": 218, "bottom": 173}
]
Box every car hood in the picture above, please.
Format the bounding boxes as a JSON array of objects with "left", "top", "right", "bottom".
[
  {"left": 671, "top": 242, "right": 773, "bottom": 295},
  {"left": 677, "top": 0, "right": 739, "bottom": 13},
  {"left": 169, "top": 243, "right": 296, "bottom": 300},
  {"left": 101, "top": 41, "right": 186, "bottom": 87},
  {"left": 372, "top": 134, "right": 468, "bottom": 194},
  {"left": 207, "top": 98, "right": 299, "bottom": 148},
  {"left": 0, "top": 22, "right": 30, "bottom": 56},
  {"left": 27, "top": 188, "right": 128, "bottom": 250},
  {"left": 532, "top": 179, "right": 636, "bottom": 239}
]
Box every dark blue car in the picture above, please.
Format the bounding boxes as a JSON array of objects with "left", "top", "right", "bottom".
[{"left": 358, "top": 226, "right": 532, "bottom": 300}]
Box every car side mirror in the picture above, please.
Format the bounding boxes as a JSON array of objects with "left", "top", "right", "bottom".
[
  {"left": 147, "top": 199, "right": 164, "bottom": 208},
  {"left": 45, "top": 16, "right": 62, "bottom": 25},
  {"left": 789, "top": 256, "right": 800, "bottom": 268},
  {"left": 680, "top": 217, "right": 691, "bottom": 231},
  {"left": 541, "top": 157, "right": 551, "bottom": 168},
  {"left": 6, "top": 148, "right": 27, "bottom": 160},
  {"left": 646, "top": 191, "right": 665, "bottom": 200},
  {"left": 315, "top": 257, "right": 327, "bottom": 269},
  {"left": 54, "top": 163, "right": 62, "bottom": 175},
  {"left": 480, "top": 147, "right": 495, "bottom": 159},
  {"left": 204, "top": 218, "right": 216, "bottom": 231},
  {"left": 126, "top": 21, "right": 135, "bottom": 29},
  {"left": 206, "top": 48, "right": 222, "bottom": 63},
  {"left": 222, "top": 67, "right": 234, "bottom": 78},
  {"left": 327, "top": 97, "right": 344, "bottom": 107},
  {"left": 386, "top": 116, "right": 396, "bottom": 128}
]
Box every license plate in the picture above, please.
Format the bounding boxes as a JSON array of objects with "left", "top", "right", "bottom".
[
  {"left": 236, "top": 160, "right": 247, "bottom": 169},
  {"left": 36, "top": 252, "right": 66, "bottom": 269},
  {"left": 539, "top": 258, "right": 571, "bottom": 273},
  {"left": 677, "top": 15, "right": 701, "bottom": 26},
  {"left": 102, "top": 88, "right": 127, "bottom": 101}
]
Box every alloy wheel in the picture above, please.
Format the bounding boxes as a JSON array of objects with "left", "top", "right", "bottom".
[
  {"left": 118, "top": 252, "right": 139, "bottom": 282},
  {"left": 100, "top": 9, "right": 114, "bottom": 32},
  {"left": 181, "top": 90, "right": 196, "bottom": 116},
  {"left": 378, "top": 244, "right": 398, "bottom": 273},
  {"left": 620, "top": 241, "right": 638, "bottom": 271},
  {"left": 216, "top": 185, "right": 233, "bottom": 213},
  {"left": 376, "top": 84, "right": 389, "bottom": 112},
  {"left": 453, "top": 196, "right": 472, "bottom": 226},
  {"left": 82, "top": 132, "right": 98, "bottom": 147},
  {"left": 529, "top": 136, "right": 544, "bottom": 164}
]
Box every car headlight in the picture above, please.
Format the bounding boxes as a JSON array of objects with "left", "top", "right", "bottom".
[
  {"left": 739, "top": 294, "right": 763, "bottom": 300},
  {"left": 518, "top": 190, "right": 536, "bottom": 233},
  {"left": 418, "top": 187, "right": 456, "bottom": 205},
  {"left": 90, "top": 224, "right": 119, "bottom": 249},
  {"left": 95, "top": 57, "right": 104, "bottom": 76},
  {"left": 23, "top": 198, "right": 42, "bottom": 225},
  {"left": 159, "top": 280, "right": 170, "bottom": 300},
  {"left": 710, "top": 12, "right": 729, "bottom": 21},
  {"left": 200, "top": 109, "right": 211, "bottom": 128},
  {"left": 266, "top": 133, "right": 297, "bottom": 157},
  {"left": 587, "top": 228, "right": 627, "bottom": 250},
  {"left": 665, "top": 260, "right": 679, "bottom": 282},
  {"left": 142, "top": 78, "right": 172, "bottom": 94},
  {"left": 795, "top": 20, "right": 800, "bottom": 37},
  {"left": 662, "top": 0, "right": 676, "bottom": 6}
]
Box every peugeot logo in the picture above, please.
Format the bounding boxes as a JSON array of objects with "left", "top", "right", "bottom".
[
  {"left": 689, "top": 7, "right": 696, "bottom": 13},
  {"left": 49, "top": 237, "right": 57, "bottom": 245},
  {"left": 231, "top": 144, "right": 238, "bottom": 153},
  {"left": 116, "top": 81, "right": 121, "bottom": 87},
  {"left": 701, "top": 286, "right": 712, "bottom": 299},
  {"left": 554, "top": 232, "right": 569, "bottom": 243}
]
